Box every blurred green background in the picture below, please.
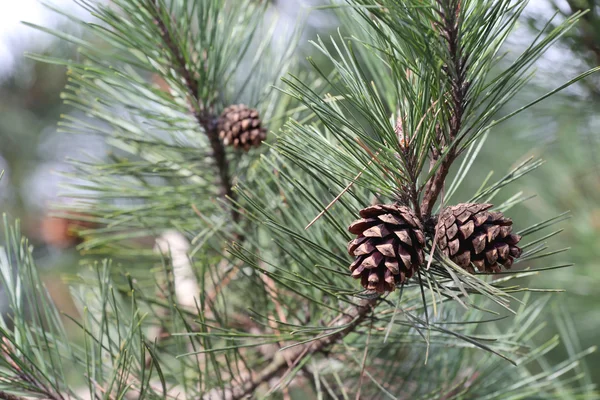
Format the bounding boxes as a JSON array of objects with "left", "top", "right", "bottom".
[{"left": 0, "top": 0, "right": 598, "bottom": 389}]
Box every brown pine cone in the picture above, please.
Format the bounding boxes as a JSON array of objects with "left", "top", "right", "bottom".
[
  {"left": 217, "top": 104, "right": 266, "bottom": 150},
  {"left": 347, "top": 204, "right": 425, "bottom": 293},
  {"left": 435, "top": 203, "right": 522, "bottom": 273}
]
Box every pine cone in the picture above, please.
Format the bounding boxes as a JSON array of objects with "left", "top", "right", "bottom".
[
  {"left": 217, "top": 104, "right": 266, "bottom": 150},
  {"left": 435, "top": 203, "right": 522, "bottom": 273},
  {"left": 347, "top": 204, "right": 425, "bottom": 293}
]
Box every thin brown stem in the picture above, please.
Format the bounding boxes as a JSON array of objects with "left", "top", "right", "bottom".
[
  {"left": 355, "top": 320, "right": 373, "bottom": 400},
  {"left": 421, "top": 150, "right": 455, "bottom": 217},
  {"left": 420, "top": 0, "right": 467, "bottom": 218},
  {"left": 0, "top": 392, "right": 26, "bottom": 400},
  {"left": 409, "top": 182, "right": 422, "bottom": 217},
  {"left": 202, "top": 297, "right": 378, "bottom": 400},
  {"left": 305, "top": 149, "right": 381, "bottom": 230},
  {"left": 147, "top": 0, "right": 238, "bottom": 223}
]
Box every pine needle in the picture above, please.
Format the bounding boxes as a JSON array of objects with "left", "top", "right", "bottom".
[{"left": 305, "top": 148, "right": 381, "bottom": 230}]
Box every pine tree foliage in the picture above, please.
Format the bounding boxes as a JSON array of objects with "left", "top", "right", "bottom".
[
  {"left": 0, "top": 0, "right": 597, "bottom": 399},
  {"left": 525, "top": 0, "right": 600, "bottom": 99},
  {"left": 26, "top": 0, "right": 300, "bottom": 252}
]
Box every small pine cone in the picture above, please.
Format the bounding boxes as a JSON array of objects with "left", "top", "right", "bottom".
[
  {"left": 217, "top": 104, "right": 266, "bottom": 150},
  {"left": 347, "top": 204, "right": 426, "bottom": 293},
  {"left": 435, "top": 203, "right": 522, "bottom": 273}
]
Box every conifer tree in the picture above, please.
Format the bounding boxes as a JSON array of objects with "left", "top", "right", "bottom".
[{"left": 0, "top": 0, "right": 598, "bottom": 399}]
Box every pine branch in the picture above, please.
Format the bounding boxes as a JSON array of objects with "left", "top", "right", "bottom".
[
  {"left": 563, "top": 0, "right": 600, "bottom": 98},
  {"left": 395, "top": 118, "right": 422, "bottom": 215},
  {"left": 0, "top": 392, "right": 26, "bottom": 400},
  {"left": 19, "top": 1, "right": 600, "bottom": 398},
  {"left": 421, "top": 0, "right": 468, "bottom": 218},
  {"left": 203, "top": 297, "right": 378, "bottom": 400},
  {"left": 565, "top": 0, "right": 600, "bottom": 65},
  {"left": 421, "top": 145, "right": 454, "bottom": 217},
  {"left": 148, "top": 0, "right": 238, "bottom": 222}
]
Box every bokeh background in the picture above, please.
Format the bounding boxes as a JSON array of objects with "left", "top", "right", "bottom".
[{"left": 0, "top": 0, "right": 598, "bottom": 388}]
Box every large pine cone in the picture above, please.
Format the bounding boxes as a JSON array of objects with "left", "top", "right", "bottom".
[
  {"left": 347, "top": 204, "right": 425, "bottom": 293},
  {"left": 436, "top": 203, "right": 522, "bottom": 273},
  {"left": 217, "top": 104, "right": 266, "bottom": 150}
]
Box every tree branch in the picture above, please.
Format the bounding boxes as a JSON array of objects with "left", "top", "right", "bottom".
[
  {"left": 395, "top": 116, "right": 422, "bottom": 215},
  {"left": 202, "top": 297, "right": 378, "bottom": 400},
  {"left": 564, "top": 0, "right": 600, "bottom": 98},
  {"left": 148, "top": 0, "right": 239, "bottom": 222},
  {"left": 421, "top": 149, "right": 454, "bottom": 217},
  {"left": 420, "top": 0, "right": 468, "bottom": 218},
  {"left": 0, "top": 392, "right": 27, "bottom": 400}
]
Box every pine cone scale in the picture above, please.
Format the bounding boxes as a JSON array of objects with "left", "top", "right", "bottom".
[
  {"left": 472, "top": 233, "right": 486, "bottom": 254},
  {"left": 455, "top": 251, "right": 471, "bottom": 268},
  {"left": 348, "top": 218, "right": 379, "bottom": 234},
  {"left": 354, "top": 241, "right": 376, "bottom": 256},
  {"left": 363, "top": 224, "right": 391, "bottom": 238},
  {"left": 376, "top": 239, "right": 396, "bottom": 257},
  {"left": 506, "top": 234, "right": 521, "bottom": 245},
  {"left": 362, "top": 252, "right": 383, "bottom": 269},
  {"left": 448, "top": 238, "right": 461, "bottom": 255},
  {"left": 484, "top": 224, "right": 500, "bottom": 242},
  {"left": 472, "top": 212, "right": 489, "bottom": 226},
  {"left": 446, "top": 223, "right": 459, "bottom": 240},
  {"left": 378, "top": 213, "right": 406, "bottom": 225},
  {"left": 347, "top": 236, "right": 368, "bottom": 255},
  {"left": 456, "top": 211, "right": 472, "bottom": 224},
  {"left": 397, "top": 246, "right": 413, "bottom": 268},
  {"left": 496, "top": 243, "right": 510, "bottom": 259},
  {"left": 394, "top": 229, "right": 412, "bottom": 246},
  {"left": 385, "top": 259, "right": 400, "bottom": 275},
  {"left": 438, "top": 234, "right": 448, "bottom": 249},
  {"left": 510, "top": 246, "right": 522, "bottom": 257},
  {"left": 443, "top": 214, "right": 456, "bottom": 228},
  {"left": 458, "top": 220, "right": 474, "bottom": 239},
  {"left": 414, "top": 230, "right": 426, "bottom": 245}
]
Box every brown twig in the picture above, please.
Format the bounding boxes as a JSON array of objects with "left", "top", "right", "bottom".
[
  {"left": 421, "top": 152, "right": 455, "bottom": 217},
  {"left": 259, "top": 272, "right": 292, "bottom": 364},
  {"left": 355, "top": 320, "right": 373, "bottom": 400},
  {"left": 202, "top": 296, "right": 378, "bottom": 400},
  {"left": 0, "top": 392, "right": 26, "bottom": 400},
  {"left": 305, "top": 148, "right": 381, "bottom": 230},
  {"left": 259, "top": 271, "right": 294, "bottom": 400},
  {"left": 1, "top": 339, "right": 64, "bottom": 400},
  {"left": 420, "top": 0, "right": 468, "bottom": 219},
  {"left": 395, "top": 115, "right": 422, "bottom": 214},
  {"left": 147, "top": 0, "right": 238, "bottom": 223},
  {"left": 204, "top": 261, "right": 242, "bottom": 313}
]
